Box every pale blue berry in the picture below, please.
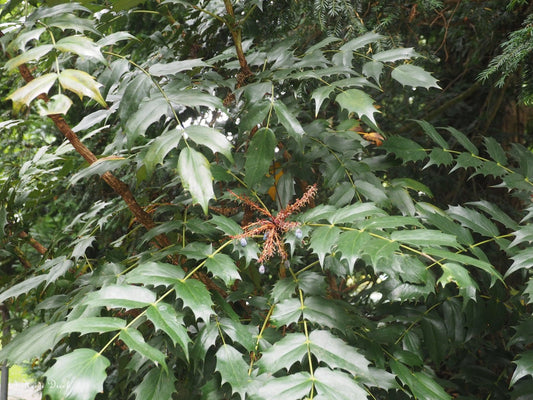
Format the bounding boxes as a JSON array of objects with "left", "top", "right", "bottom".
[
  {"left": 239, "top": 238, "right": 247, "bottom": 247},
  {"left": 258, "top": 264, "right": 266, "bottom": 274},
  {"left": 263, "top": 231, "right": 269, "bottom": 241},
  {"left": 295, "top": 228, "right": 303, "bottom": 239}
]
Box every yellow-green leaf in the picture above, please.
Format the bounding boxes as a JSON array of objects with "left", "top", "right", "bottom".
[
  {"left": 58, "top": 69, "right": 107, "bottom": 107},
  {"left": 7, "top": 73, "right": 57, "bottom": 113}
]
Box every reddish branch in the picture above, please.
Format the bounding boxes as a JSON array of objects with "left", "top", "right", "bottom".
[{"left": 1, "top": 30, "right": 228, "bottom": 296}]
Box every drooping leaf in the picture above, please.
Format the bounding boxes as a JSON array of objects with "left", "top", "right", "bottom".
[
  {"left": 143, "top": 129, "right": 183, "bottom": 175},
  {"left": 0, "top": 274, "right": 47, "bottom": 303},
  {"left": 437, "top": 263, "right": 478, "bottom": 299},
  {"left": 119, "top": 327, "right": 167, "bottom": 368},
  {"left": 167, "top": 89, "right": 223, "bottom": 109},
  {"left": 273, "top": 100, "right": 305, "bottom": 137},
  {"left": 43, "top": 349, "right": 110, "bottom": 400},
  {"left": 362, "top": 60, "right": 384, "bottom": 84},
  {"left": 423, "top": 248, "right": 504, "bottom": 283},
  {"left": 313, "top": 367, "right": 368, "bottom": 400},
  {"left": 125, "top": 94, "right": 168, "bottom": 142},
  {"left": 7, "top": 73, "right": 57, "bottom": 113},
  {"left": 5, "top": 44, "right": 54, "bottom": 71},
  {"left": 484, "top": 136, "right": 507, "bottom": 164},
  {"left": 84, "top": 284, "right": 156, "bottom": 309},
  {"left": 218, "top": 318, "right": 256, "bottom": 352},
  {"left": 149, "top": 58, "right": 208, "bottom": 76},
  {"left": 174, "top": 279, "right": 214, "bottom": 323},
  {"left": 215, "top": 345, "right": 250, "bottom": 399},
  {"left": 146, "top": 303, "right": 190, "bottom": 360},
  {"left": 336, "top": 230, "right": 371, "bottom": 272},
  {"left": 0, "top": 323, "right": 65, "bottom": 364},
  {"left": 336, "top": 89, "right": 379, "bottom": 125},
  {"left": 390, "top": 360, "right": 451, "bottom": 400},
  {"left": 443, "top": 127, "right": 479, "bottom": 155},
  {"left": 59, "top": 317, "right": 126, "bottom": 336},
  {"left": 312, "top": 85, "right": 336, "bottom": 117},
  {"left": 185, "top": 125, "right": 233, "bottom": 162},
  {"left": 177, "top": 147, "right": 215, "bottom": 214},
  {"left": 58, "top": 69, "right": 107, "bottom": 107},
  {"left": 36, "top": 93, "right": 73, "bottom": 115},
  {"left": 46, "top": 14, "right": 100, "bottom": 35},
  {"left": 209, "top": 214, "right": 243, "bottom": 236},
  {"left": 6, "top": 27, "right": 46, "bottom": 52},
  {"left": 55, "top": 36, "right": 105, "bottom": 63},
  {"left": 391, "top": 64, "right": 440, "bottom": 89},
  {"left": 244, "top": 127, "right": 277, "bottom": 187},
  {"left": 126, "top": 261, "right": 185, "bottom": 287},
  {"left": 447, "top": 205, "right": 499, "bottom": 237},
  {"left": 415, "top": 120, "right": 448, "bottom": 149},
  {"left": 133, "top": 366, "right": 176, "bottom": 400},
  {"left": 205, "top": 253, "right": 240, "bottom": 286},
  {"left": 506, "top": 248, "right": 533, "bottom": 277}
]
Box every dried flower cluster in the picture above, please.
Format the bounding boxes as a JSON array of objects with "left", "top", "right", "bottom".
[{"left": 230, "top": 184, "right": 317, "bottom": 264}]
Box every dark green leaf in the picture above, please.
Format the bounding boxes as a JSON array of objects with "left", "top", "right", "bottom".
[
  {"left": 146, "top": 303, "right": 190, "bottom": 359},
  {"left": 336, "top": 230, "right": 371, "bottom": 272},
  {"left": 382, "top": 135, "right": 427, "bottom": 162},
  {"left": 257, "top": 333, "right": 306, "bottom": 373},
  {"left": 133, "top": 366, "right": 176, "bottom": 400},
  {"left": 448, "top": 205, "right": 499, "bottom": 237},
  {"left": 309, "top": 330, "right": 370, "bottom": 376},
  {"left": 313, "top": 367, "right": 368, "bottom": 400},
  {"left": 271, "top": 298, "right": 302, "bottom": 327},
  {"left": 444, "top": 127, "right": 478, "bottom": 155},
  {"left": 178, "top": 147, "right": 215, "bottom": 214},
  {"left": 85, "top": 284, "right": 156, "bottom": 309},
  {"left": 506, "top": 248, "right": 533, "bottom": 277},
  {"left": 185, "top": 126, "right": 233, "bottom": 162},
  {"left": 126, "top": 261, "right": 185, "bottom": 287},
  {"left": 59, "top": 317, "right": 126, "bottom": 336},
  {"left": 373, "top": 47, "right": 420, "bottom": 62},
  {"left": 336, "top": 89, "right": 379, "bottom": 125},
  {"left": 310, "top": 225, "right": 342, "bottom": 265},
  {"left": 125, "top": 95, "right": 168, "bottom": 142},
  {"left": 328, "top": 202, "right": 386, "bottom": 224},
  {"left": 174, "top": 279, "right": 214, "bottom": 323},
  {"left": 205, "top": 253, "right": 240, "bottom": 286},
  {"left": 43, "top": 349, "right": 110, "bottom": 400},
  {"left": 273, "top": 100, "right": 305, "bottom": 137},
  {"left": 244, "top": 128, "right": 277, "bottom": 187},
  {"left": 484, "top": 137, "right": 507, "bottom": 164},
  {"left": 391, "top": 64, "right": 440, "bottom": 89},
  {"left": 143, "top": 129, "right": 183, "bottom": 175},
  {"left": 119, "top": 328, "right": 167, "bottom": 368},
  {"left": 304, "top": 297, "right": 347, "bottom": 330},
  {"left": 0, "top": 323, "right": 65, "bottom": 364},
  {"left": 215, "top": 345, "right": 250, "bottom": 398},
  {"left": 255, "top": 372, "right": 311, "bottom": 400},
  {"left": 415, "top": 120, "right": 448, "bottom": 148}
]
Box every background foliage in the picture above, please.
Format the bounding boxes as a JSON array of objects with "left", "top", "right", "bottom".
[{"left": 1, "top": 1, "right": 533, "bottom": 399}]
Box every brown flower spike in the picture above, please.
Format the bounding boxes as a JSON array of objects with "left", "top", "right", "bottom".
[{"left": 230, "top": 184, "right": 317, "bottom": 264}]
